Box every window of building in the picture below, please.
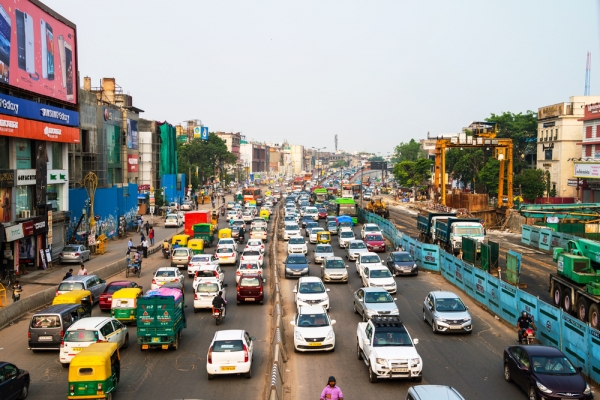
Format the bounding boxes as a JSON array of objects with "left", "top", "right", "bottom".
[
  {"left": 586, "top": 145, "right": 592, "bottom": 157},
  {"left": 16, "top": 139, "right": 32, "bottom": 169},
  {"left": 16, "top": 185, "right": 33, "bottom": 216},
  {"left": 586, "top": 126, "right": 593, "bottom": 139},
  {"left": 0, "top": 137, "right": 8, "bottom": 169},
  {"left": 52, "top": 143, "right": 63, "bottom": 169},
  {"left": 554, "top": 129, "right": 558, "bottom": 140},
  {"left": 47, "top": 184, "right": 62, "bottom": 211},
  {"left": 545, "top": 149, "right": 553, "bottom": 160}
]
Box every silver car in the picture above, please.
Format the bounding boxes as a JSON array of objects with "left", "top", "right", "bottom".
[
  {"left": 353, "top": 287, "right": 399, "bottom": 321},
  {"left": 345, "top": 240, "right": 368, "bottom": 261},
  {"left": 338, "top": 229, "right": 355, "bottom": 248},
  {"left": 327, "top": 221, "right": 338, "bottom": 235},
  {"left": 320, "top": 257, "right": 348, "bottom": 283},
  {"left": 313, "top": 244, "right": 334, "bottom": 264},
  {"left": 59, "top": 244, "right": 91, "bottom": 264},
  {"left": 423, "top": 291, "right": 473, "bottom": 334}
]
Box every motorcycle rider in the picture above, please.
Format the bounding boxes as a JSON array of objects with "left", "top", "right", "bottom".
[
  {"left": 320, "top": 376, "right": 344, "bottom": 400},
  {"left": 212, "top": 291, "right": 227, "bottom": 318},
  {"left": 517, "top": 310, "right": 536, "bottom": 344},
  {"left": 220, "top": 205, "right": 225, "bottom": 216},
  {"left": 162, "top": 239, "right": 170, "bottom": 257}
]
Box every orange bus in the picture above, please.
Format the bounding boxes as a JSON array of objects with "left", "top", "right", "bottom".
[{"left": 243, "top": 187, "right": 263, "bottom": 205}]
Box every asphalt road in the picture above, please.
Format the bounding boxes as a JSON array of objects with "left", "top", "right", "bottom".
[
  {"left": 0, "top": 212, "right": 272, "bottom": 400},
  {"left": 278, "top": 216, "right": 528, "bottom": 400}
]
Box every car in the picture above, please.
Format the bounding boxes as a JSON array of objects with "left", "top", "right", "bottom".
[
  {"left": 290, "top": 305, "right": 336, "bottom": 352},
  {"left": 386, "top": 251, "right": 418, "bottom": 276},
  {"left": 194, "top": 278, "right": 227, "bottom": 312},
  {"left": 288, "top": 236, "right": 308, "bottom": 254},
  {"left": 227, "top": 210, "right": 238, "bottom": 221},
  {"left": 171, "top": 247, "right": 193, "bottom": 269},
  {"left": 346, "top": 239, "right": 369, "bottom": 261},
  {"left": 364, "top": 233, "right": 386, "bottom": 253},
  {"left": 294, "top": 276, "right": 330, "bottom": 310},
  {"left": 318, "top": 208, "right": 328, "bottom": 219},
  {"left": 355, "top": 252, "right": 384, "bottom": 275},
  {"left": 353, "top": 287, "right": 399, "bottom": 321},
  {"left": 226, "top": 201, "right": 236, "bottom": 209},
  {"left": 0, "top": 361, "right": 30, "bottom": 400},
  {"left": 361, "top": 223, "right": 382, "bottom": 239},
  {"left": 503, "top": 345, "right": 592, "bottom": 400},
  {"left": 305, "top": 222, "right": 319, "bottom": 237},
  {"left": 250, "top": 226, "right": 268, "bottom": 242},
  {"left": 423, "top": 291, "right": 472, "bottom": 334},
  {"left": 284, "top": 215, "right": 297, "bottom": 224},
  {"left": 56, "top": 275, "right": 107, "bottom": 304},
  {"left": 60, "top": 317, "right": 129, "bottom": 366},
  {"left": 283, "top": 223, "right": 302, "bottom": 241},
  {"left": 300, "top": 215, "right": 313, "bottom": 228},
  {"left": 242, "top": 211, "right": 254, "bottom": 223},
  {"left": 207, "top": 330, "right": 255, "bottom": 379},
  {"left": 250, "top": 218, "right": 268, "bottom": 230},
  {"left": 217, "top": 238, "right": 237, "bottom": 249},
  {"left": 361, "top": 265, "right": 397, "bottom": 293},
  {"left": 245, "top": 239, "right": 265, "bottom": 255},
  {"left": 304, "top": 206, "right": 319, "bottom": 221},
  {"left": 165, "top": 213, "right": 183, "bottom": 227},
  {"left": 314, "top": 244, "right": 334, "bottom": 264},
  {"left": 237, "top": 274, "right": 264, "bottom": 304},
  {"left": 192, "top": 264, "right": 225, "bottom": 290},
  {"left": 363, "top": 192, "right": 371, "bottom": 201},
  {"left": 309, "top": 227, "right": 324, "bottom": 244},
  {"left": 215, "top": 246, "right": 238, "bottom": 265},
  {"left": 284, "top": 253, "right": 310, "bottom": 279},
  {"left": 99, "top": 281, "right": 142, "bottom": 311},
  {"left": 240, "top": 249, "right": 264, "bottom": 267},
  {"left": 236, "top": 261, "right": 263, "bottom": 284},
  {"left": 58, "top": 244, "right": 91, "bottom": 264},
  {"left": 152, "top": 267, "right": 185, "bottom": 290},
  {"left": 180, "top": 201, "right": 193, "bottom": 211},
  {"left": 320, "top": 256, "right": 349, "bottom": 283},
  {"left": 188, "top": 254, "right": 220, "bottom": 277},
  {"left": 338, "top": 228, "right": 356, "bottom": 248},
  {"left": 327, "top": 221, "right": 338, "bottom": 235},
  {"left": 406, "top": 385, "right": 466, "bottom": 400}
]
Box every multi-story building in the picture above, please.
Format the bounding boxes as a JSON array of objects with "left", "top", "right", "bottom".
[
  {"left": 574, "top": 101, "right": 600, "bottom": 201},
  {"left": 290, "top": 145, "right": 305, "bottom": 175},
  {"left": 240, "top": 142, "right": 269, "bottom": 178}
]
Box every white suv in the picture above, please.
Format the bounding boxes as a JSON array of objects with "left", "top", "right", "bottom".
[{"left": 207, "top": 330, "right": 255, "bottom": 379}]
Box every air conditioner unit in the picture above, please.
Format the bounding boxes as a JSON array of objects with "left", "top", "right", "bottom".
[{"left": 21, "top": 210, "right": 30, "bottom": 219}]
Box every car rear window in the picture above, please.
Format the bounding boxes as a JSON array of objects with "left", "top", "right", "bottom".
[
  {"left": 196, "top": 271, "right": 217, "bottom": 278},
  {"left": 239, "top": 263, "right": 259, "bottom": 270},
  {"left": 212, "top": 340, "right": 244, "bottom": 352},
  {"left": 173, "top": 249, "right": 188, "bottom": 256},
  {"left": 350, "top": 242, "right": 366, "bottom": 249},
  {"left": 31, "top": 315, "right": 61, "bottom": 328},
  {"left": 63, "top": 246, "right": 79, "bottom": 252},
  {"left": 156, "top": 270, "right": 176, "bottom": 277},
  {"left": 58, "top": 282, "right": 84, "bottom": 291},
  {"left": 366, "top": 235, "right": 383, "bottom": 241},
  {"left": 64, "top": 330, "right": 99, "bottom": 342},
  {"left": 244, "top": 251, "right": 260, "bottom": 256},
  {"left": 216, "top": 248, "right": 234, "bottom": 254},
  {"left": 196, "top": 283, "right": 219, "bottom": 293},
  {"left": 240, "top": 277, "right": 261, "bottom": 287},
  {"left": 105, "top": 285, "right": 128, "bottom": 294},
  {"left": 340, "top": 231, "right": 354, "bottom": 238}
]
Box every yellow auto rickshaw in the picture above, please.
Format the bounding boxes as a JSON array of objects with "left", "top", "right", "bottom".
[
  {"left": 53, "top": 290, "right": 93, "bottom": 317},
  {"left": 68, "top": 342, "right": 120, "bottom": 400},
  {"left": 171, "top": 234, "right": 191, "bottom": 249},
  {"left": 260, "top": 209, "right": 270, "bottom": 221},
  {"left": 316, "top": 231, "right": 331, "bottom": 244},
  {"left": 110, "top": 288, "right": 143, "bottom": 324},
  {"left": 218, "top": 228, "right": 232, "bottom": 239},
  {"left": 187, "top": 238, "right": 205, "bottom": 254}
]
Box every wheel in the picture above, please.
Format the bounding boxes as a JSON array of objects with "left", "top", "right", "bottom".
[
  {"left": 237, "top": 301, "right": 240, "bottom": 305},
  {"left": 368, "top": 364, "right": 378, "bottom": 383},
  {"left": 528, "top": 385, "right": 538, "bottom": 400},
  {"left": 504, "top": 364, "right": 512, "bottom": 382},
  {"left": 171, "top": 337, "right": 179, "bottom": 350},
  {"left": 553, "top": 283, "right": 563, "bottom": 308},
  {"left": 259, "top": 300, "right": 264, "bottom": 305},
  {"left": 423, "top": 310, "right": 427, "bottom": 323},
  {"left": 122, "top": 334, "right": 129, "bottom": 350},
  {"left": 589, "top": 304, "right": 600, "bottom": 330},
  {"left": 432, "top": 321, "right": 438, "bottom": 334},
  {"left": 105, "top": 393, "right": 113, "bottom": 400},
  {"left": 18, "top": 383, "right": 28, "bottom": 399},
  {"left": 362, "top": 312, "right": 368, "bottom": 323},
  {"left": 353, "top": 303, "right": 358, "bottom": 314},
  {"left": 245, "top": 367, "right": 252, "bottom": 379},
  {"left": 357, "top": 343, "right": 362, "bottom": 360},
  {"left": 216, "top": 317, "right": 220, "bottom": 326},
  {"left": 208, "top": 372, "right": 214, "bottom": 380},
  {"left": 562, "top": 287, "right": 573, "bottom": 312},
  {"left": 412, "top": 376, "right": 422, "bottom": 383},
  {"left": 577, "top": 297, "right": 589, "bottom": 322},
  {"left": 61, "top": 363, "right": 69, "bottom": 369}
]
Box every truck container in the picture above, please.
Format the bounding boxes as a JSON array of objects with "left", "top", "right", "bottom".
[
  {"left": 434, "top": 218, "right": 485, "bottom": 255},
  {"left": 137, "top": 287, "right": 186, "bottom": 350},
  {"left": 416, "top": 212, "right": 456, "bottom": 243},
  {"left": 184, "top": 210, "right": 211, "bottom": 237}
]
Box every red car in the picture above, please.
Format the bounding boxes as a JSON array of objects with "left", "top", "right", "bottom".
[
  {"left": 318, "top": 208, "right": 328, "bottom": 219},
  {"left": 237, "top": 274, "right": 264, "bottom": 305},
  {"left": 364, "top": 234, "right": 386, "bottom": 253},
  {"left": 99, "top": 281, "right": 142, "bottom": 311}
]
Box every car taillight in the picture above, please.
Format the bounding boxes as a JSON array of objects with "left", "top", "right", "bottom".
[
  {"left": 28, "top": 331, "right": 31, "bottom": 339},
  {"left": 259, "top": 255, "right": 262, "bottom": 260},
  {"left": 188, "top": 256, "right": 191, "bottom": 261},
  {"left": 258, "top": 270, "right": 262, "bottom": 274},
  {"left": 171, "top": 256, "right": 174, "bottom": 261},
  {"left": 214, "top": 271, "right": 219, "bottom": 277},
  {"left": 237, "top": 285, "right": 241, "bottom": 292},
  {"left": 194, "top": 293, "right": 198, "bottom": 300},
  {"left": 152, "top": 279, "right": 157, "bottom": 284},
  {"left": 236, "top": 271, "right": 241, "bottom": 276},
  {"left": 59, "top": 253, "right": 63, "bottom": 257},
  {"left": 243, "top": 344, "right": 249, "bottom": 362},
  {"left": 208, "top": 346, "right": 213, "bottom": 364},
  {"left": 56, "top": 290, "right": 59, "bottom": 296},
  {"left": 74, "top": 252, "right": 80, "bottom": 257},
  {"left": 174, "top": 278, "right": 179, "bottom": 282},
  {"left": 241, "top": 256, "right": 245, "bottom": 260}
]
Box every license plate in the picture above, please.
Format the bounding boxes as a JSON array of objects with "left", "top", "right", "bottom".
[
  {"left": 308, "top": 342, "right": 322, "bottom": 347},
  {"left": 293, "top": 272, "right": 301, "bottom": 275},
  {"left": 392, "top": 368, "right": 408, "bottom": 373},
  {"left": 450, "top": 325, "right": 462, "bottom": 329},
  {"left": 245, "top": 298, "right": 255, "bottom": 301},
  {"left": 72, "top": 348, "right": 83, "bottom": 352},
  {"left": 152, "top": 337, "right": 160, "bottom": 342},
  {"left": 221, "top": 256, "right": 229, "bottom": 260},
  {"left": 220, "top": 366, "right": 235, "bottom": 371},
  {"left": 39, "top": 336, "right": 52, "bottom": 341}
]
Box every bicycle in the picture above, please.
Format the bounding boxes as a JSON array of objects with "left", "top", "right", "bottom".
[{"left": 1, "top": 269, "right": 16, "bottom": 288}]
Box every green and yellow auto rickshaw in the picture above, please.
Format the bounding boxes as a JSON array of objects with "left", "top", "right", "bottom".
[
  {"left": 110, "top": 288, "right": 143, "bottom": 324},
  {"left": 67, "top": 342, "right": 120, "bottom": 400}
]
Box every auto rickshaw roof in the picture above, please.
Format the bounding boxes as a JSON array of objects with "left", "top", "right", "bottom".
[
  {"left": 111, "top": 288, "right": 142, "bottom": 299},
  {"left": 52, "top": 290, "right": 92, "bottom": 305},
  {"left": 68, "top": 342, "right": 118, "bottom": 381}
]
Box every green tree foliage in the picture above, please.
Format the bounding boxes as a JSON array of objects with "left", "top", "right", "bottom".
[
  {"left": 444, "top": 148, "right": 486, "bottom": 185},
  {"left": 486, "top": 111, "right": 537, "bottom": 173},
  {"left": 331, "top": 159, "right": 348, "bottom": 168},
  {"left": 514, "top": 169, "right": 547, "bottom": 202},
  {"left": 392, "top": 139, "right": 424, "bottom": 162},
  {"left": 393, "top": 159, "right": 432, "bottom": 187},
  {"left": 477, "top": 158, "right": 500, "bottom": 195}
]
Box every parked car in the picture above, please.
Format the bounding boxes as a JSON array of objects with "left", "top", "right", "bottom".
[
  {"left": 99, "top": 281, "right": 142, "bottom": 312},
  {"left": 283, "top": 253, "right": 310, "bottom": 279},
  {"left": 290, "top": 305, "right": 336, "bottom": 352},
  {"left": 386, "top": 251, "right": 418, "bottom": 276},
  {"left": 353, "top": 287, "right": 399, "bottom": 321},
  {"left": 58, "top": 244, "right": 91, "bottom": 264},
  {"left": 56, "top": 275, "right": 107, "bottom": 304},
  {"left": 151, "top": 267, "right": 185, "bottom": 290},
  {"left": 423, "top": 291, "right": 472, "bottom": 334},
  {"left": 0, "top": 361, "right": 30, "bottom": 399},
  {"left": 320, "top": 257, "right": 349, "bottom": 283},
  {"left": 207, "top": 330, "right": 255, "bottom": 379},
  {"left": 237, "top": 274, "right": 264, "bottom": 304},
  {"left": 293, "top": 276, "right": 330, "bottom": 310}
]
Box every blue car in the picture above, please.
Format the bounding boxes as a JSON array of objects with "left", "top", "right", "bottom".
[
  {"left": 301, "top": 215, "right": 313, "bottom": 229},
  {"left": 284, "top": 253, "right": 310, "bottom": 279}
]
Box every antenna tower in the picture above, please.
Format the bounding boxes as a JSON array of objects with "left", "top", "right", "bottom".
[
  {"left": 334, "top": 134, "right": 338, "bottom": 152},
  {"left": 585, "top": 51, "right": 591, "bottom": 96}
]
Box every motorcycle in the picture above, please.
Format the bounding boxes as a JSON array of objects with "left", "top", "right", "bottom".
[
  {"left": 212, "top": 306, "right": 225, "bottom": 325},
  {"left": 521, "top": 327, "right": 536, "bottom": 344},
  {"left": 220, "top": 206, "right": 225, "bottom": 216},
  {"left": 162, "top": 246, "right": 170, "bottom": 259}
]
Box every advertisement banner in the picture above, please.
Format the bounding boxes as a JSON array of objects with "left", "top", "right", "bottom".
[
  {"left": 0, "top": 186, "right": 10, "bottom": 221},
  {"left": 0, "top": 93, "right": 79, "bottom": 126},
  {"left": 0, "top": 114, "right": 79, "bottom": 143},
  {"left": 574, "top": 162, "right": 600, "bottom": 179},
  {"left": 0, "top": 0, "right": 77, "bottom": 103},
  {"left": 127, "top": 154, "right": 138, "bottom": 172},
  {"left": 47, "top": 209, "right": 52, "bottom": 245},
  {"left": 127, "top": 119, "right": 138, "bottom": 149},
  {"left": 16, "top": 168, "right": 35, "bottom": 185}
]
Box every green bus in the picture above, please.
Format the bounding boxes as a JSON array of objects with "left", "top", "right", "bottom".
[
  {"left": 334, "top": 198, "right": 358, "bottom": 224},
  {"left": 312, "top": 188, "right": 328, "bottom": 205}
]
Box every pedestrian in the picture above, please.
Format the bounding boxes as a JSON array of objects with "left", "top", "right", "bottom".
[
  {"left": 145, "top": 221, "right": 150, "bottom": 236},
  {"left": 140, "top": 233, "right": 146, "bottom": 243},
  {"left": 149, "top": 227, "right": 155, "bottom": 246},
  {"left": 128, "top": 238, "right": 133, "bottom": 248},
  {"left": 78, "top": 264, "right": 88, "bottom": 276},
  {"left": 142, "top": 237, "right": 149, "bottom": 258},
  {"left": 137, "top": 218, "right": 143, "bottom": 233},
  {"left": 320, "top": 376, "right": 343, "bottom": 400},
  {"left": 63, "top": 268, "right": 74, "bottom": 280}
]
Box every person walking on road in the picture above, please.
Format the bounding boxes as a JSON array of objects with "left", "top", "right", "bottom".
[
  {"left": 145, "top": 221, "right": 150, "bottom": 236},
  {"left": 141, "top": 238, "right": 149, "bottom": 258},
  {"left": 63, "top": 268, "right": 73, "bottom": 280},
  {"left": 128, "top": 238, "right": 133, "bottom": 248},
  {"left": 320, "top": 376, "right": 343, "bottom": 400},
  {"left": 149, "top": 227, "right": 155, "bottom": 245},
  {"left": 78, "top": 264, "right": 88, "bottom": 276}
]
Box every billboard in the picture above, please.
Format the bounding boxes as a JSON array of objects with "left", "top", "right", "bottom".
[
  {"left": 0, "top": 92, "right": 79, "bottom": 126},
  {"left": 127, "top": 119, "right": 138, "bottom": 149},
  {"left": 127, "top": 154, "right": 138, "bottom": 172},
  {"left": 0, "top": 0, "right": 77, "bottom": 104},
  {"left": 574, "top": 163, "right": 600, "bottom": 179},
  {"left": 0, "top": 114, "right": 79, "bottom": 142}
]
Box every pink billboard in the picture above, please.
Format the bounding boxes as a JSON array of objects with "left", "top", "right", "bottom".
[{"left": 0, "top": 0, "right": 77, "bottom": 104}]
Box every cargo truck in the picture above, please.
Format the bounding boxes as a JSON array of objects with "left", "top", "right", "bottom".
[
  {"left": 552, "top": 239, "right": 600, "bottom": 330},
  {"left": 184, "top": 210, "right": 211, "bottom": 237},
  {"left": 416, "top": 213, "right": 457, "bottom": 243},
  {"left": 137, "top": 287, "right": 186, "bottom": 351},
  {"left": 434, "top": 218, "right": 485, "bottom": 255}
]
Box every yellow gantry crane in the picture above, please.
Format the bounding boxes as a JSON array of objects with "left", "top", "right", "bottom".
[{"left": 433, "top": 122, "right": 514, "bottom": 209}]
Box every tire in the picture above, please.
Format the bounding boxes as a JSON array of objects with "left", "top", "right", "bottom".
[
  {"left": 122, "top": 334, "right": 129, "bottom": 350},
  {"left": 528, "top": 385, "right": 538, "bottom": 400},
  {"left": 208, "top": 372, "right": 214, "bottom": 380},
  {"left": 553, "top": 283, "right": 562, "bottom": 308},
  {"left": 216, "top": 317, "right": 220, "bottom": 326},
  {"left": 432, "top": 321, "right": 438, "bottom": 334},
  {"left": 171, "top": 337, "right": 179, "bottom": 350},
  {"left": 413, "top": 376, "right": 422, "bottom": 383},
  {"left": 245, "top": 367, "right": 252, "bottom": 379},
  {"left": 562, "top": 287, "right": 573, "bottom": 313},
  {"left": 368, "top": 364, "right": 378, "bottom": 383},
  {"left": 577, "top": 297, "right": 589, "bottom": 322},
  {"left": 504, "top": 364, "right": 512, "bottom": 382},
  {"left": 423, "top": 310, "right": 427, "bottom": 323},
  {"left": 357, "top": 343, "right": 362, "bottom": 360},
  {"left": 589, "top": 303, "right": 600, "bottom": 330},
  {"left": 18, "top": 383, "right": 28, "bottom": 399},
  {"left": 61, "top": 363, "right": 69, "bottom": 369},
  {"left": 353, "top": 303, "right": 358, "bottom": 314}
]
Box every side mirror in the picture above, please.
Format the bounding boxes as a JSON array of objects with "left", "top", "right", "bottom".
[
  {"left": 466, "top": 306, "right": 469, "bottom": 310},
  {"left": 363, "top": 339, "right": 370, "bottom": 346},
  {"left": 292, "top": 288, "right": 297, "bottom": 293},
  {"left": 413, "top": 338, "right": 419, "bottom": 345},
  {"left": 250, "top": 336, "right": 256, "bottom": 341},
  {"left": 345, "top": 265, "right": 349, "bottom": 268},
  {"left": 326, "top": 288, "right": 330, "bottom": 292},
  {"left": 331, "top": 320, "right": 336, "bottom": 325}
]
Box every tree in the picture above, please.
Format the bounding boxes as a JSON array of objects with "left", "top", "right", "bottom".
[
  {"left": 486, "top": 111, "right": 537, "bottom": 174},
  {"left": 477, "top": 158, "right": 500, "bottom": 195},
  {"left": 393, "top": 159, "right": 432, "bottom": 187},
  {"left": 392, "top": 139, "right": 424, "bottom": 162},
  {"left": 331, "top": 159, "right": 347, "bottom": 168},
  {"left": 445, "top": 148, "right": 486, "bottom": 187},
  {"left": 514, "top": 169, "right": 547, "bottom": 202}
]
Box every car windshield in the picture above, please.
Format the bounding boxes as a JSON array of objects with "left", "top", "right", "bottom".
[
  {"left": 350, "top": 242, "right": 367, "bottom": 249},
  {"left": 239, "top": 263, "right": 259, "bottom": 270},
  {"left": 219, "top": 240, "right": 234, "bottom": 245},
  {"left": 340, "top": 231, "right": 354, "bottom": 238},
  {"left": 299, "top": 282, "right": 325, "bottom": 293},
  {"left": 285, "top": 225, "right": 298, "bottom": 231},
  {"left": 287, "top": 256, "right": 308, "bottom": 264},
  {"left": 365, "top": 291, "right": 394, "bottom": 303},
  {"left": 373, "top": 330, "right": 412, "bottom": 347},
  {"left": 325, "top": 259, "right": 345, "bottom": 269},
  {"left": 196, "top": 283, "right": 219, "bottom": 293},
  {"left": 166, "top": 216, "right": 177, "bottom": 221},
  {"left": 213, "top": 340, "right": 244, "bottom": 352},
  {"left": 31, "top": 315, "right": 62, "bottom": 328},
  {"left": 58, "top": 282, "right": 84, "bottom": 291},
  {"left": 366, "top": 226, "right": 379, "bottom": 232},
  {"left": 453, "top": 226, "right": 483, "bottom": 235},
  {"left": 192, "top": 256, "right": 211, "bottom": 262},
  {"left": 435, "top": 297, "right": 467, "bottom": 312},
  {"left": 393, "top": 253, "right": 413, "bottom": 262},
  {"left": 64, "top": 330, "right": 99, "bottom": 342},
  {"left": 240, "top": 277, "right": 261, "bottom": 286},
  {"left": 361, "top": 255, "right": 381, "bottom": 263},
  {"left": 370, "top": 269, "right": 392, "bottom": 278},
  {"left": 531, "top": 356, "right": 577, "bottom": 375},
  {"left": 216, "top": 248, "right": 234, "bottom": 254},
  {"left": 173, "top": 249, "right": 188, "bottom": 256},
  {"left": 366, "top": 235, "right": 383, "bottom": 241},
  {"left": 289, "top": 238, "right": 305, "bottom": 244},
  {"left": 297, "top": 313, "right": 329, "bottom": 327},
  {"left": 248, "top": 240, "right": 262, "bottom": 246},
  {"left": 156, "top": 270, "right": 176, "bottom": 277},
  {"left": 316, "top": 245, "right": 333, "bottom": 253}
]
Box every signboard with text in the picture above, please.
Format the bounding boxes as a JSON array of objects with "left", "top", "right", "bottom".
[{"left": 574, "top": 163, "right": 600, "bottom": 179}]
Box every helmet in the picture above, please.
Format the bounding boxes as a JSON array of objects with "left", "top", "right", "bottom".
[
  {"left": 328, "top": 376, "right": 336, "bottom": 383},
  {"left": 522, "top": 311, "right": 528, "bottom": 317}
]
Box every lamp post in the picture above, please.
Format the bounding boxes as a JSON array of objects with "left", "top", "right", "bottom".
[{"left": 312, "top": 147, "right": 326, "bottom": 182}]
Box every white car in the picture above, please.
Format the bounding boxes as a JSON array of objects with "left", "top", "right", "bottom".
[
  {"left": 151, "top": 267, "right": 185, "bottom": 289},
  {"left": 192, "top": 264, "right": 225, "bottom": 290},
  {"left": 250, "top": 226, "right": 268, "bottom": 242},
  {"left": 283, "top": 223, "right": 302, "bottom": 241},
  {"left": 356, "top": 252, "right": 384, "bottom": 275},
  {"left": 60, "top": 317, "right": 129, "bottom": 366},
  {"left": 290, "top": 306, "right": 336, "bottom": 352},
  {"left": 242, "top": 211, "right": 254, "bottom": 223},
  {"left": 346, "top": 239, "right": 369, "bottom": 261},
  {"left": 207, "top": 329, "right": 255, "bottom": 379},
  {"left": 226, "top": 201, "right": 236, "bottom": 210},
  {"left": 309, "top": 227, "right": 324, "bottom": 244},
  {"left": 361, "top": 223, "right": 382, "bottom": 239},
  {"left": 251, "top": 218, "right": 268, "bottom": 230},
  {"left": 240, "top": 249, "right": 264, "bottom": 267},
  {"left": 314, "top": 244, "right": 335, "bottom": 264},
  {"left": 165, "top": 213, "right": 183, "bottom": 228},
  {"left": 188, "top": 254, "right": 220, "bottom": 277},
  {"left": 236, "top": 261, "right": 263, "bottom": 284},
  {"left": 194, "top": 278, "right": 226, "bottom": 312},
  {"left": 338, "top": 228, "right": 356, "bottom": 248},
  {"left": 284, "top": 215, "right": 298, "bottom": 224},
  {"left": 361, "top": 265, "right": 397, "bottom": 294},
  {"left": 215, "top": 246, "right": 238, "bottom": 265},
  {"left": 180, "top": 202, "right": 193, "bottom": 211},
  {"left": 217, "top": 238, "right": 237, "bottom": 249},
  {"left": 245, "top": 239, "right": 265, "bottom": 255},
  {"left": 288, "top": 236, "right": 308, "bottom": 254},
  {"left": 304, "top": 207, "right": 319, "bottom": 221},
  {"left": 227, "top": 210, "right": 238, "bottom": 221},
  {"left": 293, "top": 276, "right": 330, "bottom": 310}
]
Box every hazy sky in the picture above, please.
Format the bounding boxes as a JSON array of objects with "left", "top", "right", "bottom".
[{"left": 45, "top": 0, "right": 600, "bottom": 154}]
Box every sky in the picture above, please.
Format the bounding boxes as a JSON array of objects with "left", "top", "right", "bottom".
[{"left": 43, "top": 0, "right": 600, "bottom": 155}]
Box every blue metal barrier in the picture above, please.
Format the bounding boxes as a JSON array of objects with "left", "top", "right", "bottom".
[
  {"left": 539, "top": 228, "right": 552, "bottom": 251},
  {"left": 462, "top": 262, "right": 475, "bottom": 299},
  {"left": 473, "top": 269, "right": 488, "bottom": 304},
  {"left": 500, "top": 282, "right": 519, "bottom": 325},
  {"left": 414, "top": 241, "right": 423, "bottom": 268},
  {"left": 537, "top": 301, "right": 561, "bottom": 347},
  {"left": 561, "top": 313, "right": 589, "bottom": 372},
  {"left": 517, "top": 291, "right": 539, "bottom": 323},
  {"left": 588, "top": 329, "right": 600, "bottom": 384},
  {"left": 421, "top": 244, "right": 440, "bottom": 271},
  {"left": 486, "top": 275, "right": 502, "bottom": 316},
  {"left": 522, "top": 225, "right": 532, "bottom": 245}
]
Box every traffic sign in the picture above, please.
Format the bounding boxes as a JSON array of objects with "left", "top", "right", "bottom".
[{"left": 201, "top": 127, "right": 209, "bottom": 140}]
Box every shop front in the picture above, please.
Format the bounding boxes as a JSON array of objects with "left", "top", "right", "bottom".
[{"left": 11, "top": 215, "right": 48, "bottom": 269}]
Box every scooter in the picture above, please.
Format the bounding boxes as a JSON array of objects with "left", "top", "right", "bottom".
[
  {"left": 221, "top": 206, "right": 225, "bottom": 216},
  {"left": 212, "top": 306, "right": 225, "bottom": 325}
]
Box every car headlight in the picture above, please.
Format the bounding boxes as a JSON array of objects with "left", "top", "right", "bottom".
[
  {"left": 294, "top": 331, "right": 304, "bottom": 341},
  {"left": 436, "top": 317, "right": 447, "bottom": 322},
  {"left": 375, "top": 358, "right": 387, "bottom": 365},
  {"left": 584, "top": 384, "right": 591, "bottom": 395},
  {"left": 413, "top": 264, "right": 417, "bottom": 269},
  {"left": 391, "top": 308, "right": 399, "bottom": 314},
  {"left": 302, "top": 267, "right": 309, "bottom": 272},
  {"left": 536, "top": 381, "right": 552, "bottom": 394},
  {"left": 365, "top": 309, "right": 376, "bottom": 317},
  {"left": 325, "top": 330, "right": 334, "bottom": 341},
  {"left": 411, "top": 358, "right": 421, "bottom": 365}
]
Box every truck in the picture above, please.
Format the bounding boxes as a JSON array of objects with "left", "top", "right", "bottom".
[
  {"left": 416, "top": 212, "right": 457, "bottom": 243},
  {"left": 434, "top": 217, "right": 485, "bottom": 255},
  {"left": 184, "top": 210, "right": 211, "bottom": 237},
  {"left": 137, "top": 286, "right": 186, "bottom": 351},
  {"left": 365, "top": 198, "right": 389, "bottom": 219},
  {"left": 356, "top": 316, "right": 422, "bottom": 383},
  {"left": 552, "top": 239, "right": 600, "bottom": 330},
  {"left": 293, "top": 177, "right": 304, "bottom": 191}
]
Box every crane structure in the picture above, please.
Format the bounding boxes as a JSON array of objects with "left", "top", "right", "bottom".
[
  {"left": 585, "top": 51, "right": 591, "bottom": 96},
  {"left": 433, "top": 121, "right": 514, "bottom": 209}
]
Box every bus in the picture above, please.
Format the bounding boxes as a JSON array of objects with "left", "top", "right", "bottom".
[
  {"left": 341, "top": 184, "right": 353, "bottom": 198},
  {"left": 312, "top": 188, "right": 328, "bottom": 204},
  {"left": 352, "top": 184, "right": 362, "bottom": 199},
  {"left": 243, "top": 187, "right": 263, "bottom": 205},
  {"left": 335, "top": 198, "right": 358, "bottom": 224}
]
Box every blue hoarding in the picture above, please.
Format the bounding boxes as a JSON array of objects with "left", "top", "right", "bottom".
[{"left": 0, "top": 93, "right": 79, "bottom": 126}]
